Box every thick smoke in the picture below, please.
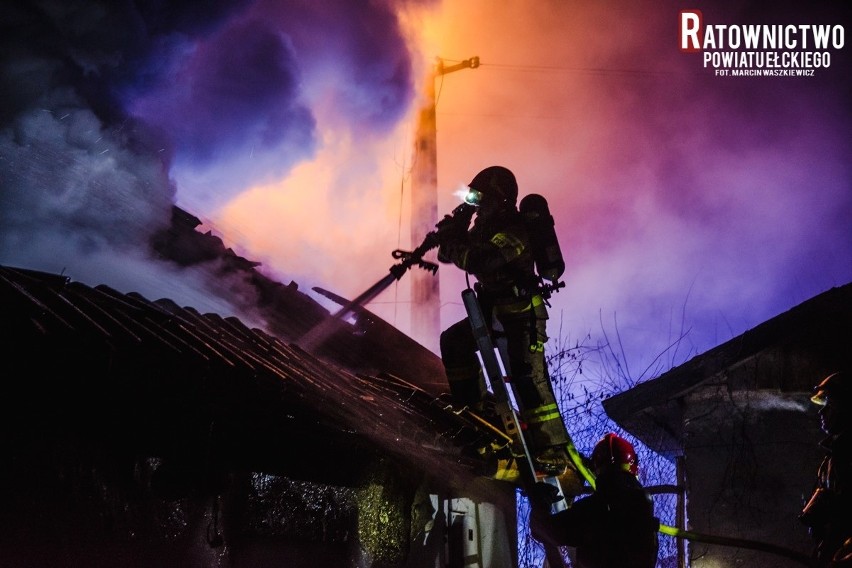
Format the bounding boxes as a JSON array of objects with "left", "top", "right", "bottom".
[
  {"left": 0, "top": 0, "right": 422, "bottom": 313},
  {"left": 2, "top": 0, "right": 850, "bottom": 376},
  {"left": 429, "top": 0, "right": 852, "bottom": 371}
]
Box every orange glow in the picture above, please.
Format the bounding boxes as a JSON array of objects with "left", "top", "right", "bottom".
[{"left": 215, "top": 3, "right": 452, "bottom": 333}]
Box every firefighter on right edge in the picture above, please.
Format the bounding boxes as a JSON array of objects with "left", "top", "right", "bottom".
[
  {"left": 531, "top": 433, "right": 659, "bottom": 568},
  {"left": 800, "top": 370, "right": 852, "bottom": 568}
]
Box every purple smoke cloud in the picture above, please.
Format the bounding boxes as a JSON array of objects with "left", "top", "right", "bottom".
[{"left": 0, "top": 0, "right": 421, "bottom": 299}]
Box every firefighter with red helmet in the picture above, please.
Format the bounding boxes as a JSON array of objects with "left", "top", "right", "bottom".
[
  {"left": 531, "top": 433, "right": 659, "bottom": 568},
  {"left": 800, "top": 371, "right": 852, "bottom": 568},
  {"left": 436, "top": 165, "right": 570, "bottom": 473}
]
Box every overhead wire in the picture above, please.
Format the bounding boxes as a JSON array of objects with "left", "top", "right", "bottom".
[{"left": 470, "top": 60, "right": 707, "bottom": 78}]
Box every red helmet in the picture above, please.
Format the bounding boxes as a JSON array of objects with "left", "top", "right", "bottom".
[
  {"left": 591, "top": 433, "right": 639, "bottom": 476},
  {"left": 811, "top": 371, "right": 849, "bottom": 406}
]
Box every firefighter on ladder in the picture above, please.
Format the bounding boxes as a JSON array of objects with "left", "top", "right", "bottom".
[{"left": 435, "top": 165, "right": 571, "bottom": 475}]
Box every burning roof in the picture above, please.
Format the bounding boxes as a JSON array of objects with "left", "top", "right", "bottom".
[{"left": 0, "top": 262, "right": 498, "bottom": 487}]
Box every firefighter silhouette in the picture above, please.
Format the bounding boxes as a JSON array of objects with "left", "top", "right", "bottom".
[
  {"left": 531, "top": 433, "right": 659, "bottom": 568},
  {"left": 800, "top": 371, "right": 852, "bottom": 568},
  {"left": 435, "top": 165, "right": 569, "bottom": 473}
]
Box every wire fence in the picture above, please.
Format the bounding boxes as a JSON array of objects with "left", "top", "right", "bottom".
[{"left": 514, "top": 330, "right": 685, "bottom": 567}]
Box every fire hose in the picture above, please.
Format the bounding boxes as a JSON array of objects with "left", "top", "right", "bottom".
[
  {"left": 567, "top": 463, "right": 814, "bottom": 567},
  {"left": 300, "top": 204, "right": 470, "bottom": 350},
  {"left": 655, "top": 523, "right": 813, "bottom": 566}
]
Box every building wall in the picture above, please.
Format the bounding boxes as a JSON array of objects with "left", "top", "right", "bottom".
[{"left": 682, "top": 386, "right": 823, "bottom": 567}]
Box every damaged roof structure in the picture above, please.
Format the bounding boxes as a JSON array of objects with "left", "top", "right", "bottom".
[
  {"left": 603, "top": 282, "right": 852, "bottom": 567},
  {"left": 0, "top": 207, "right": 515, "bottom": 568}
]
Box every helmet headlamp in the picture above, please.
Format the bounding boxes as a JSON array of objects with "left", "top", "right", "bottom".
[{"left": 464, "top": 188, "right": 483, "bottom": 206}]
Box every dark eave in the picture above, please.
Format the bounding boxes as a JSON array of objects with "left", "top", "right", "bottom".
[
  {"left": 602, "top": 282, "right": 852, "bottom": 459},
  {"left": 0, "top": 265, "right": 497, "bottom": 492}
]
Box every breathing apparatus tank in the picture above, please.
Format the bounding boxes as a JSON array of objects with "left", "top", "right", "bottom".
[{"left": 519, "top": 193, "right": 564, "bottom": 284}]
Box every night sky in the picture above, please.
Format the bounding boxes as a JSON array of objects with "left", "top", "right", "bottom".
[{"left": 2, "top": 0, "right": 850, "bottom": 381}]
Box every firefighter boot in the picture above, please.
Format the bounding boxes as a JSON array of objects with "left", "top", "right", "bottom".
[{"left": 534, "top": 446, "right": 572, "bottom": 476}]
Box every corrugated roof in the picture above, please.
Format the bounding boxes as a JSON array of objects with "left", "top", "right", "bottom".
[
  {"left": 150, "top": 205, "right": 449, "bottom": 394},
  {"left": 0, "top": 264, "right": 498, "bottom": 489}
]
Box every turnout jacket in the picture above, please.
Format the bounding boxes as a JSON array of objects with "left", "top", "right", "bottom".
[
  {"left": 438, "top": 208, "right": 539, "bottom": 304},
  {"left": 533, "top": 469, "right": 660, "bottom": 568},
  {"left": 801, "top": 431, "right": 852, "bottom": 567}
]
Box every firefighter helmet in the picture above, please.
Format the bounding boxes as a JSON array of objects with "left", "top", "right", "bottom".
[
  {"left": 591, "top": 433, "right": 639, "bottom": 476},
  {"left": 811, "top": 371, "right": 849, "bottom": 406},
  {"left": 468, "top": 166, "right": 518, "bottom": 206}
]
